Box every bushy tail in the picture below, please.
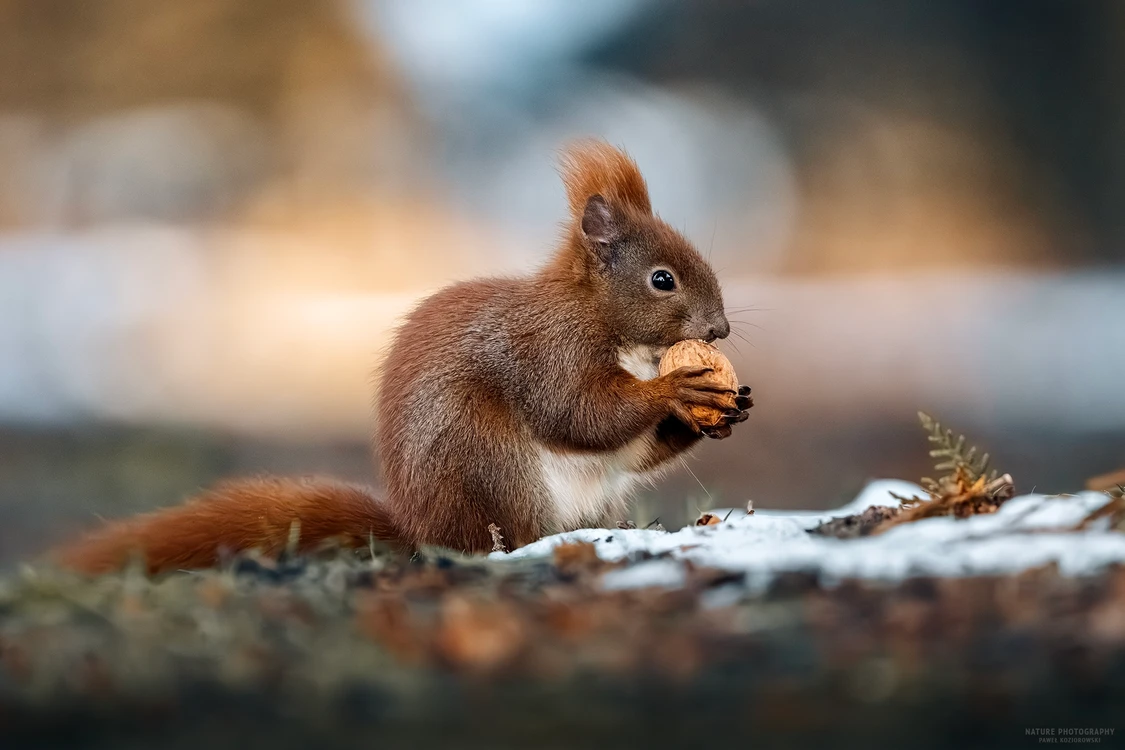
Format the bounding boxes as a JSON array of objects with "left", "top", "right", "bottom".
[{"left": 52, "top": 477, "right": 406, "bottom": 575}]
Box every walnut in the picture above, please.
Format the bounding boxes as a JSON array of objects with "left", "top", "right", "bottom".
[{"left": 658, "top": 339, "right": 739, "bottom": 427}]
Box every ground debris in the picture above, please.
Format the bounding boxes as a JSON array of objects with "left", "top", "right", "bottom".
[
  {"left": 436, "top": 595, "right": 526, "bottom": 672},
  {"left": 2, "top": 543, "right": 1125, "bottom": 747},
  {"left": 1086, "top": 468, "right": 1125, "bottom": 493},
  {"left": 875, "top": 468, "right": 1015, "bottom": 534},
  {"left": 695, "top": 512, "right": 722, "bottom": 526},
  {"left": 1078, "top": 494, "right": 1125, "bottom": 532},
  {"left": 487, "top": 523, "right": 507, "bottom": 553},
  {"left": 551, "top": 541, "right": 602, "bottom": 575},
  {"left": 810, "top": 505, "right": 902, "bottom": 539},
  {"left": 819, "top": 414, "right": 1017, "bottom": 537}
]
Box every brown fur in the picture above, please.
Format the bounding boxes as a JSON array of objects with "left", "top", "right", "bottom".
[
  {"left": 53, "top": 477, "right": 402, "bottom": 575},
  {"left": 559, "top": 139, "right": 652, "bottom": 219},
  {"left": 53, "top": 140, "right": 751, "bottom": 575}
]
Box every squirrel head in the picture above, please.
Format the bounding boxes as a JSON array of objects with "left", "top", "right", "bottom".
[{"left": 556, "top": 140, "right": 729, "bottom": 347}]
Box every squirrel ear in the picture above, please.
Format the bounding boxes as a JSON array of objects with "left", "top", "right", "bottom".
[{"left": 580, "top": 194, "right": 621, "bottom": 260}]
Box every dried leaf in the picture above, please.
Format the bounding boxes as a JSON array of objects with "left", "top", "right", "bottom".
[{"left": 487, "top": 523, "right": 507, "bottom": 554}]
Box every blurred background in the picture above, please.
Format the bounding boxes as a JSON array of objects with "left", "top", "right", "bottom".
[{"left": 2, "top": 0, "right": 1124, "bottom": 566}]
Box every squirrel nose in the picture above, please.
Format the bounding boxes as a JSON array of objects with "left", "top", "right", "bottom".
[{"left": 706, "top": 318, "right": 730, "bottom": 342}]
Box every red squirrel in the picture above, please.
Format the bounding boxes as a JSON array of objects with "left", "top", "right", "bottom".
[{"left": 53, "top": 140, "right": 753, "bottom": 575}]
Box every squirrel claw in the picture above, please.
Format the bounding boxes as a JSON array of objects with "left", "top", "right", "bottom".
[
  {"left": 702, "top": 424, "right": 732, "bottom": 440},
  {"left": 734, "top": 384, "right": 754, "bottom": 411}
]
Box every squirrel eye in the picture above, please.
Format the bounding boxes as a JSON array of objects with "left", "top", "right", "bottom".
[{"left": 650, "top": 270, "right": 676, "bottom": 292}]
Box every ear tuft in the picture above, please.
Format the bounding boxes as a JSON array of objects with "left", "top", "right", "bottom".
[{"left": 559, "top": 140, "right": 651, "bottom": 221}]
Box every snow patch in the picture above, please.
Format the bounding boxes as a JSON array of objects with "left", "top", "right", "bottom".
[{"left": 491, "top": 482, "right": 1125, "bottom": 591}]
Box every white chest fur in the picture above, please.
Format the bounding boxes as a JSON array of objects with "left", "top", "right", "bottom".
[
  {"left": 536, "top": 343, "right": 670, "bottom": 532},
  {"left": 537, "top": 436, "right": 658, "bottom": 532},
  {"left": 616, "top": 343, "right": 665, "bottom": 381}
]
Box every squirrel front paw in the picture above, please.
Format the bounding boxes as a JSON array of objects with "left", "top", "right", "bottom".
[
  {"left": 700, "top": 385, "right": 752, "bottom": 440},
  {"left": 661, "top": 366, "right": 741, "bottom": 436}
]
